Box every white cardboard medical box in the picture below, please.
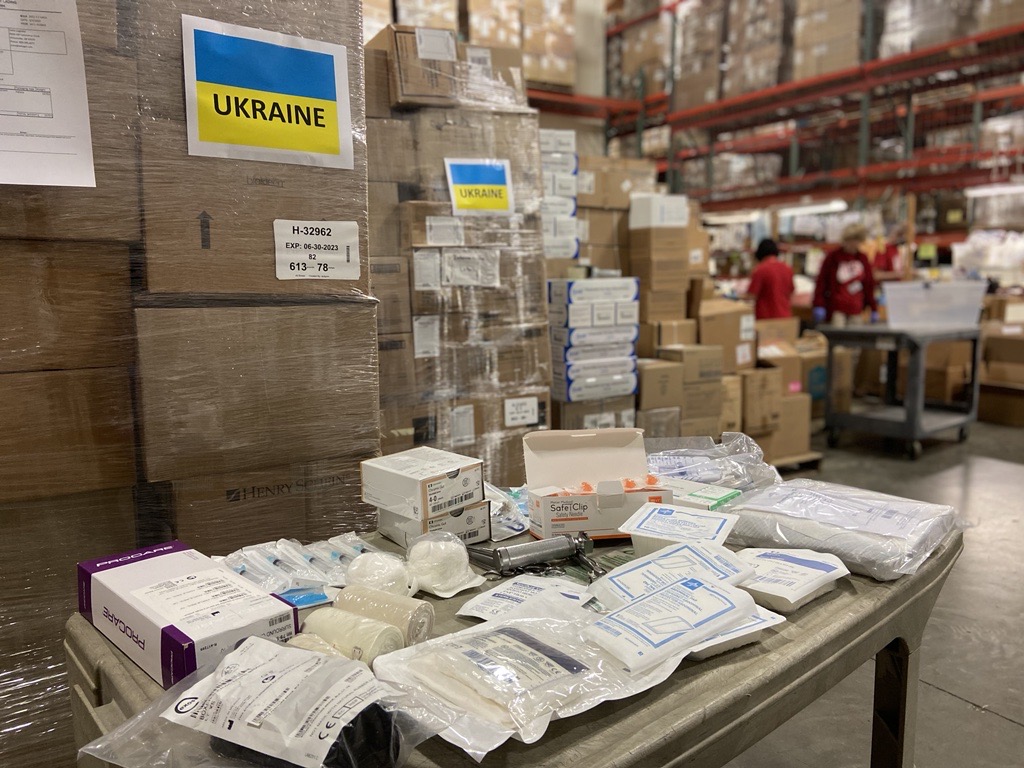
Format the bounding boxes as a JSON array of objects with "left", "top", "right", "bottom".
[
  {"left": 77, "top": 541, "right": 297, "bottom": 689},
  {"left": 377, "top": 500, "right": 491, "bottom": 548},
  {"left": 361, "top": 446, "right": 484, "bottom": 520},
  {"left": 524, "top": 428, "right": 673, "bottom": 539}
]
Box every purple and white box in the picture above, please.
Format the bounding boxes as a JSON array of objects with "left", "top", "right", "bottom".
[{"left": 77, "top": 541, "right": 297, "bottom": 688}]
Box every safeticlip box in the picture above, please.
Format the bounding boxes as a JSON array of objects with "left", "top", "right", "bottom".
[
  {"left": 361, "top": 446, "right": 484, "bottom": 520},
  {"left": 77, "top": 541, "right": 297, "bottom": 688},
  {"left": 525, "top": 428, "right": 673, "bottom": 539}
]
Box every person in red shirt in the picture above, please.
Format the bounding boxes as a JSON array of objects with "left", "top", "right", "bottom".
[
  {"left": 870, "top": 227, "right": 904, "bottom": 282},
  {"left": 813, "top": 224, "right": 879, "bottom": 326},
  {"left": 745, "top": 238, "right": 794, "bottom": 319}
]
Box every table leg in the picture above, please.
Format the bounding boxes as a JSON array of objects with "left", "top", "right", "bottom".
[{"left": 870, "top": 637, "right": 920, "bottom": 768}]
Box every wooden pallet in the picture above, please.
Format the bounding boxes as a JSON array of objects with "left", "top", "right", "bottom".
[{"left": 772, "top": 450, "right": 824, "bottom": 475}]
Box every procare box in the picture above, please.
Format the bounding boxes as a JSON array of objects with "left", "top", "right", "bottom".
[
  {"left": 524, "top": 428, "right": 673, "bottom": 539},
  {"left": 78, "top": 541, "right": 297, "bottom": 688}
]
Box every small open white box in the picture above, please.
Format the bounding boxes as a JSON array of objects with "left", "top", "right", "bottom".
[{"left": 524, "top": 429, "right": 673, "bottom": 539}]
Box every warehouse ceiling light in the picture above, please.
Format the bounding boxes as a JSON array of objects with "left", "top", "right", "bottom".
[
  {"left": 964, "top": 183, "right": 1024, "bottom": 198},
  {"left": 775, "top": 199, "right": 848, "bottom": 217}
]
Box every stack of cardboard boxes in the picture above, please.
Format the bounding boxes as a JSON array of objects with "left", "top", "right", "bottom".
[
  {"left": 550, "top": 278, "right": 641, "bottom": 425},
  {"left": 541, "top": 129, "right": 582, "bottom": 263},
  {"left": 751, "top": 319, "right": 813, "bottom": 462},
  {"left": 393, "top": 0, "right": 457, "bottom": 30},
  {"left": 522, "top": 0, "right": 577, "bottom": 89},
  {"left": 646, "top": 345, "right": 726, "bottom": 437},
  {"left": 672, "top": 0, "right": 726, "bottom": 111},
  {"left": 722, "top": 0, "right": 793, "bottom": 99},
  {"left": 792, "top": 0, "right": 863, "bottom": 80},
  {"left": 467, "top": 0, "right": 523, "bottom": 49},
  {"left": 606, "top": 10, "right": 674, "bottom": 98},
  {"left": 363, "top": 0, "right": 392, "bottom": 41},
  {"left": 2, "top": 1, "right": 378, "bottom": 766},
  {"left": 366, "top": 25, "right": 552, "bottom": 486},
  {"left": 980, "top": 324, "right": 1024, "bottom": 427}
]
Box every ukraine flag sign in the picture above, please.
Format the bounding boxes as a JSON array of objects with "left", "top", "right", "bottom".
[
  {"left": 182, "top": 15, "right": 354, "bottom": 169},
  {"left": 444, "top": 158, "right": 515, "bottom": 216}
]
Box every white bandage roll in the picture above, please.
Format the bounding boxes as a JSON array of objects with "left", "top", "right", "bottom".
[
  {"left": 286, "top": 633, "right": 346, "bottom": 657},
  {"left": 301, "top": 607, "right": 404, "bottom": 666},
  {"left": 345, "top": 552, "right": 417, "bottom": 596},
  {"left": 333, "top": 584, "right": 435, "bottom": 645}
]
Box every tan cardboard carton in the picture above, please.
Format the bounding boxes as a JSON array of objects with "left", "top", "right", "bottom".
[
  {"left": 365, "top": 48, "right": 394, "bottom": 118},
  {"left": 0, "top": 241, "right": 131, "bottom": 373},
  {"left": 370, "top": 256, "right": 412, "bottom": 334},
  {"left": 756, "top": 317, "right": 800, "bottom": 346},
  {"left": 979, "top": 383, "right": 1024, "bottom": 427},
  {"left": 366, "top": 25, "right": 459, "bottom": 108},
  {"left": 681, "top": 380, "right": 724, "bottom": 421},
  {"left": 739, "top": 367, "right": 783, "bottom": 435},
  {"left": 381, "top": 404, "right": 416, "bottom": 454},
  {"left": 306, "top": 453, "right": 378, "bottom": 540},
  {"left": 699, "top": 299, "right": 756, "bottom": 374},
  {"left": 369, "top": 182, "right": 401, "bottom": 256},
  {"left": 656, "top": 344, "right": 723, "bottom": 382},
  {"left": 636, "top": 407, "right": 682, "bottom": 438},
  {"left": 553, "top": 396, "right": 637, "bottom": 430},
  {"left": 680, "top": 416, "right": 722, "bottom": 439},
  {"left": 379, "top": 333, "right": 416, "bottom": 402},
  {"left": 720, "top": 375, "right": 743, "bottom": 432},
  {"left": 637, "top": 319, "right": 698, "bottom": 357},
  {"left": 368, "top": 118, "right": 419, "bottom": 184},
  {"left": 135, "top": 303, "right": 380, "bottom": 481},
  {"left": 758, "top": 393, "right": 812, "bottom": 463},
  {"left": 637, "top": 359, "right": 685, "bottom": 410},
  {"left": 758, "top": 341, "right": 804, "bottom": 397},
  {"left": 0, "top": 368, "right": 134, "bottom": 503},
  {"left": 639, "top": 289, "right": 689, "bottom": 323}
]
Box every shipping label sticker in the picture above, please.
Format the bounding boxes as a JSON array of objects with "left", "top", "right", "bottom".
[
  {"left": 182, "top": 16, "right": 354, "bottom": 168},
  {"left": 577, "top": 170, "right": 596, "bottom": 195},
  {"left": 274, "top": 220, "right": 359, "bottom": 280},
  {"left": 413, "top": 316, "right": 441, "bottom": 359},
  {"left": 740, "top": 314, "right": 756, "bottom": 341},
  {"left": 583, "top": 413, "right": 617, "bottom": 430},
  {"left": 450, "top": 405, "right": 476, "bottom": 447},
  {"left": 415, "top": 27, "right": 457, "bottom": 61},
  {"left": 413, "top": 248, "right": 442, "bottom": 289},
  {"left": 576, "top": 218, "right": 591, "bottom": 243},
  {"left": 426, "top": 216, "right": 465, "bottom": 246},
  {"left": 443, "top": 248, "right": 501, "bottom": 287},
  {"left": 736, "top": 342, "right": 752, "bottom": 366},
  {"left": 505, "top": 396, "right": 539, "bottom": 428},
  {"left": 444, "top": 158, "right": 515, "bottom": 216},
  {"left": 689, "top": 248, "right": 704, "bottom": 265}
]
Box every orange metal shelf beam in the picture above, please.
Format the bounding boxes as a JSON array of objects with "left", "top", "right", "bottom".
[{"left": 526, "top": 89, "right": 642, "bottom": 119}]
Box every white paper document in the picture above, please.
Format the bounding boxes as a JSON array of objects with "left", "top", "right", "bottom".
[{"left": 0, "top": 0, "right": 95, "bottom": 186}]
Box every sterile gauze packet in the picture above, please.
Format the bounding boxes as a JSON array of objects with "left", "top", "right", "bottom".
[
  {"left": 407, "top": 532, "right": 485, "bottom": 598},
  {"left": 736, "top": 548, "right": 850, "bottom": 613}
]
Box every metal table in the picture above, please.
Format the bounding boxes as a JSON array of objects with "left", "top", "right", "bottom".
[
  {"left": 67, "top": 531, "right": 963, "bottom": 768},
  {"left": 819, "top": 324, "right": 982, "bottom": 459}
]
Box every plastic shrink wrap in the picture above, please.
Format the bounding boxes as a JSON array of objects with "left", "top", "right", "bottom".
[
  {"left": 728, "top": 479, "right": 963, "bottom": 581},
  {"left": 366, "top": 25, "right": 552, "bottom": 487},
  {"left": 0, "top": 1, "right": 378, "bottom": 766},
  {"left": 647, "top": 432, "right": 783, "bottom": 491}
]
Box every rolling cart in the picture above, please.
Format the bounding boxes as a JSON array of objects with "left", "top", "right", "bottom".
[{"left": 820, "top": 325, "right": 982, "bottom": 460}]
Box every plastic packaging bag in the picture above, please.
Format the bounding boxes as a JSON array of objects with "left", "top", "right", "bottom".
[
  {"left": 485, "top": 483, "right": 529, "bottom": 541},
  {"left": 647, "top": 433, "right": 782, "bottom": 491},
  {"left": 736, "top": 548, "right": 850, "bottom": 613},
  {"left": 728, "top": 479, "right": 962, "bottom": 580},
  {"left": 407, "top": 532, "right": 485, "bottom": 598},
  {"left": 81, "top": 637, "right": 448, "bottom": 768},
  {"left": 457, "top": 575, "right": 592, "bottom": 621},
  {"left": 346, "top": 552, "right": 418, "bottom": 596},
  {"left": 687, "top": 606, "right": 786, "bottom": 660},
  {"left": 374, "top": 605, "right": 687, "bottom": 760}
]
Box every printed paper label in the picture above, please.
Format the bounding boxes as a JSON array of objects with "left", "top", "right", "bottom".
[
  {"left": 450, "top": 405, "right": 476, "bottom": 447},
  {"left": 736, "top": 342, "right": 753, "bottom": 366},
  {"left": 426, "top": 216, "right": 465, "bottom": 246},
  {"left": 415, "top": 27, "right": 456, "bottom": 61},
  {"left": 445, "top": 158, "right": 515, "bottom": 216},
  {"left": 464, "top": 45, "right": 492, "bottom": 70},
  {"left": 740, "top": 314, "right": 756, "bottom": 342},
  {"left": 544, "top": 235, "right": 581, "bottom": 260},
  {"left": 622, "top": 504, "right": 737, "bottom": 544},
  {"left": 443, "top": 248, "right": 501, "bottom": 287},
  {"left": 449, "top": 627, "right": 587, "bottom": 688},
  {"left": 620, "top": 409, "right": 637, "bottom": 428},
  {"left": 182, "top": 16, "right": 354, "bottom": 169},
  {"left": 539, "top": 128, "right": 576, "bottom": 154},
  {"left": 162, "top": 638, "right": 385, "bottom": 768},
  {"left": 413, "top": 316, "right": 441, "bottom": 359},
  {"left": 457, "top": 576, "right": 589, "bottom": 620},
  {"left": 413, "top": 248, "right": 442, "bottom": 289},
  {"left": 583, "top": 413, "right": 617, "bottom": 429},
  {"left": 576, "top": 218, "right": 591, "bottom": 243},
  {"left": 274, "top": 220, "right": 359, "bottom": 280},
  {"left": 540, "top": 196, "right": 578, "bottom": 217},
  {"left": 689, "top": 248, "right": 704, "bottom": 265},
  {"left": 505, "top": 396, "right": 539, "bottom": 427},
  {"left": 577, "top": 170, "right": 596, "bottom": 195}
]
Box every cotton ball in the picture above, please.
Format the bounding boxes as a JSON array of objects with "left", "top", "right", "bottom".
[
  {"left": 346, "top": 552, "right": 416, "bottom": 596},
  {"left": 407, "top": 533, "right": 482, "bottom": 597}
]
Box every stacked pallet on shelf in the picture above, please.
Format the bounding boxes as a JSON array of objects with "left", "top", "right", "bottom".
[
  {"left": 522, "top": 0, "right": 577, "bottom": 89},
  {"left": 722, "top": 0, "right": 794, "bottom": 99},
  {"left": 366, "top": 25, "right": 551, "bottom": 486},
  {"left": 877, "top": 0, "right": 976, "bottom": 57},
  {"left": 0, "top": 2, "right": 378, "bottom": 767},
  {"left": 606, "top": 7, "right": 674, "bottom": 98},
  {"left": 363, "top": 0, "right": 393, "bottom": 41},
  {"left": 468, "top": 0, "right": 524, "bottom": 49},
  {"left": 672, "top": 0, "right": 727, "bottom": 111},
  {"left": 394, "top": 0, "right": 458, "bottom": 30},
  {"left": 792, "top": 0, "right": 863, "bottom": 80}
]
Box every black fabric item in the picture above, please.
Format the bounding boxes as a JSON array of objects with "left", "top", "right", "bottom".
[{"left": 210, "top": 703, "right": 401, "bottom": 768}]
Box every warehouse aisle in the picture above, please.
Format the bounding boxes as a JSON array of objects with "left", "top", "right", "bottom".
[{"left": 726, "top": 423, "right": 1024, "bottom": 767}]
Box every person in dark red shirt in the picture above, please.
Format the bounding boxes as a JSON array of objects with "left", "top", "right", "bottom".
[
  {"left": 813, "top": 224, "right": 879, "bottom": 326},
  {"left": 746, "top": 238, "right": 794, "bottom": 319}
]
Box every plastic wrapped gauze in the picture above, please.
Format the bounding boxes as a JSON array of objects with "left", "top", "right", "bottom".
[
  {"left": 345, "top": 551, "right": 418, "bottom": 596},
  {"left": 728, "top": 479, "right": 961, "bottom": 580},
  {"left": 286, "top": 633, "right": 347, "bottom": 657},
  {"left": 302, "top": 607, "right": 405, "bottom": 666},
  {"left": 333, "top": 584, "right": 435, "bottom": 644},
  {"left": 407, "top": 532, "right": 485, "bottom": 598},
  {"left": 647, "top": 432, "right": 782, "bottom": 491}
]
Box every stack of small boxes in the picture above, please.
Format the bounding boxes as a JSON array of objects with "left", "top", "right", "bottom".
[
  {"left": 550, "top": 277, "right": 641, "bottom": 429},
  {"left": 363, "top": 446, "right": 490, "bottom": 547},
  {"left": 671, "top": 0, "right": 727, "bottom": 111},
  {"left": 540, "top": 129, "right": 581, "bottom": 266}
]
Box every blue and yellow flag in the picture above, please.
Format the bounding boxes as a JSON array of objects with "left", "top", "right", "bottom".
[
  {"left": 445, "top": 159, "right": 514, "bottom": 215},
  {"left": 193, "top": 29, "right": 340, "bottom": 155}
]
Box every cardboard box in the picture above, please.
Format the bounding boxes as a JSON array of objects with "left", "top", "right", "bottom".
[
  {"left": 758, "top": 393, "right": 812, "bottom": 463},
  {"left": 984, "top": 335, "right": 1024, "bottom": 385},
  {"left": 579, "top": 245, "right": 622, "bottom": 271},
  {"left": 371, "top": 257, "right": 412, "bottom": 334},
  {"left": 637, "top": 359, "right": 685, "bottom": 410},
  {"left": 366, "top": 25, "right": 458, "bottom": 108},
  {"left": 552, "top": 372, "right": 639, "bottom": 402},
  {"left": 368, "top": 118, "right": 419, "bottom": 184},
  {"left": 135, "top": 303, "right": 380, "bottom": 481},
  {"left": 978, "top": 382, "right": 1024, "bottom": 427},
  {"left": 549, "top": 277, "right": 639, "bottom": 304},
  {"left": 656, "top": 344, "right": 724, "bottom": 382},
  {"left": 831, "top": 346, "right": 854, "bottom": 415},
  {"left": 720, "top": 375, "right": 743, "bottom": 432},
  {"left": 365, "top": 48, "right": 393, "bottom": 118},
  {"left": 629, "top": 228, "right": 710, "bottom": 268},
  {"left": 449, "top": 391, "right": 551, "bottom": 444},
  {"left": 739, "top": 367, "right": 783, "bottom": 435},
  {"left": 699, "top": 299, "right": 756, "bottom": 374},
  {"left": 378, "top": 500, "right": 491, "bottom": 547},
  {"left": 304, "top": 453, "right": 378, "bottom": 540},
  {"left": 361, "top": 446, "right": 483, "bottom": 520},
  {"left": 897, "top": 364, "right": 969, "bottom": 403},
  {"left": 576, "top": 156, "right": 657, "bottom": 210},
  {"left": 630, "top": 255, "right": 693, "bottom": 292},
  {"left": 680, "top": 416, "right": 722, "bottom": 438},
  {"left": 548, "top": 300, "right": 639, "bottom": 329},
  {"left": 77, "top": 542, "right": 297, "bottom": 688},
  {"left": 756, "top": 317, "right": 800, "bottom": 346},
  {"left": 577, "top": 208, "right": 626, "bottom": 247},
  {"left": 636, "top": 407, "right": 682, "bottom": 438},
  {"left": 525, "top": 429, "right": 673, "bottom": 539},
  {"left": 379, "top": 333, "right": 416, "bottom": 401},
  {"left": 369, "top": 182, "right": 401, "bottom": 257},
  {"left": 681, "top": 380, "right": 724, "bottom": 420},
  {"left": 0, "top": 368, "right": 134, "bottom": 503},
  {"left": 0, "top": 48, "right": 142, "bottom": 243},
  {"left": 628, "top": 195, "right": 693, "bottom": 230},
  {"left": 381, "top": 404, "right": 416, "bottom": 454},
  {"left": 637, "top": 319, "right": 698, "bottom": 358},
  {"left": 0, "top": 242, "right": 131, "bottom": 373},
  {"left": 139, "top": 117, "right": 369, "bottom": 297},
  {"left": 639, "top": 289, "right": 689, "bottom": 323},
  {"left": 553, "top": 396, "right": 637, "bottom": 430},
  {"left": 758, "top": 342, "right": 804, "bottom": 396},
  {"left": 168, "top": 466, "right": 308, "bottom": 555}
]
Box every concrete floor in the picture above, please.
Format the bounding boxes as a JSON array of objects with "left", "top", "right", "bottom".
[{"left": 725, "top": 421, "right": 1024, "bottom": 768}]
